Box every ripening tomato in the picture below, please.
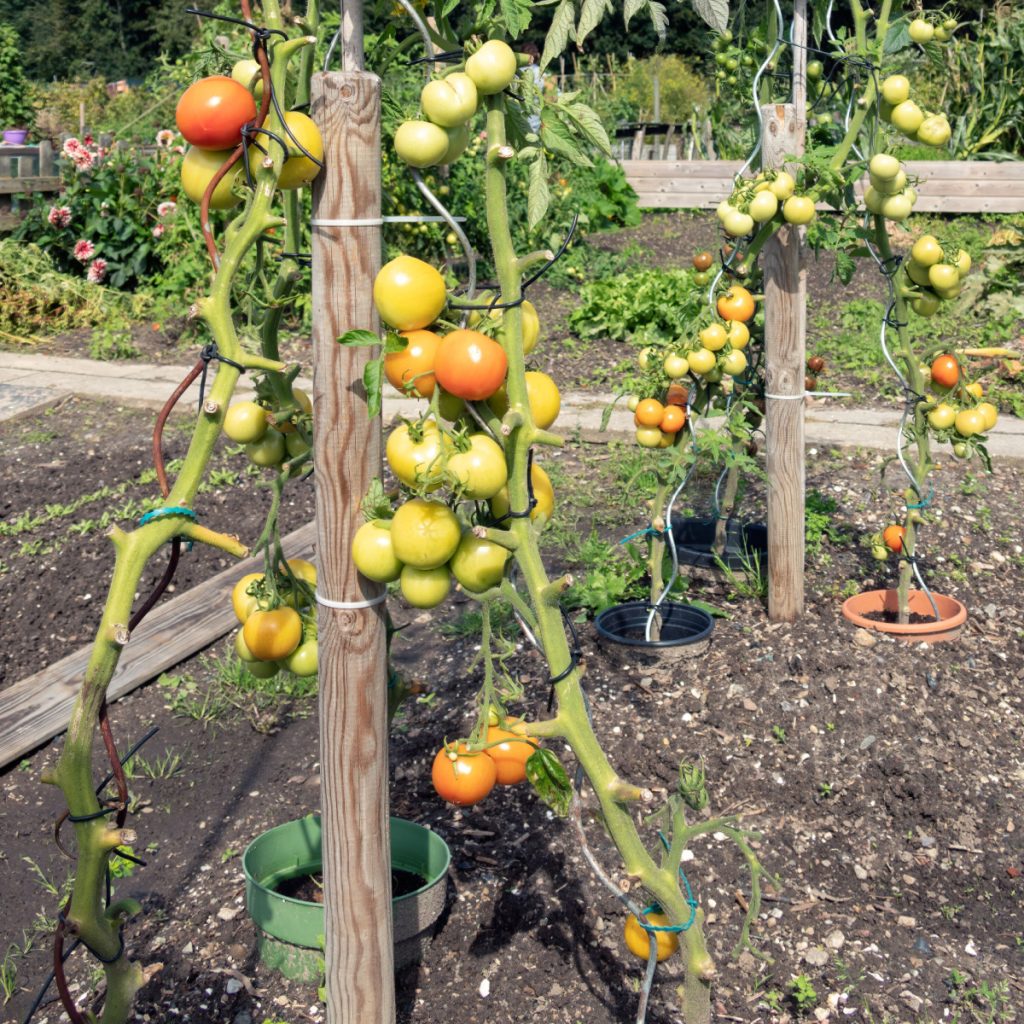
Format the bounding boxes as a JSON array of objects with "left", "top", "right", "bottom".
[
  {"left": 176, "top": 76, "right": 256, "bottom": 150},
  {"left": 635, "top": 426, "right": 664, "bottom": 448},
  {"left": 374, "top": 255, "right": 447, "bottom": 331},
  {"left": 180, "top": 147, "right": 244, "bottom": 209},
  {"left": 421, "top": 72, "right": 478, "bottom": 127},
  {"left": 782, "top": 195, "right": 816, "bottom": 225},
  {"left": 722, "top": 349, "right": 748, "bottom": 377},
  {"left": 716, "top": 286, "right": 756, "bottom": 323},
  {"left": 432, "top": 743, "right": 497, "bottom": 805},
  {"left": 223, "top": 401, "right": 268, "bottom": 443},
  {"left": 976, "top": 402, "right": 998, "bottom": 431},
  {"left": 434, "top": 329, "right": 508, "bottom": 401},
  {"left": 727, "top": 320, "right": 750, "bottom": 350},
  {"left": 882, "top": 524, "right": 906, "bottom": 553},
  {"left": 390, "top": 498, "right": 461, "bottom": 569},
  {"left": 634, "top": 398, "right": 665, "bottom": 427},
  {"left": 926, "top": 402, "right": 956, "bottom": 430},
  {"left": 692, "top": 250, "right": 713, "bottom": 272},
  {"left": 351, "top": 520, "right": 403, "bottom": 582},
  {"left": 385, "top": 329, "right": 442, "bottom": 397},
  {"left": 663, "top": 353, "right": 690, "bottom": 378},
  {"left": 272, "top": 111, "right": 324, "bottom": 189},
  {"left": 484, "top": 724, "right": 535, "bottom": 784},
  {"left": 242, "top": 606, "right": 303, "bottom": 661},
  {"left": 687, "top": 347, "right": 717, "bottom": 375},
  {"left": 623, "top": 913, "right": 680, "bottom": 962},
  {"left": 700, "top": 323, "right": 728, "bottom": 351},
  {"left": 930, "top": 354, "right": 960, "bottom": 390},
  {"left": 448, "top": 433, "right": 507, "bottom": 499},
  {"left": 954, "top": 408, "right": 986, "bottom": 437},
  {"left": 232, "top": 572, "right": 264, "bottom": 623}
]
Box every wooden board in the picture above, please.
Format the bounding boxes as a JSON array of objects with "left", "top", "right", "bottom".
[
  {"left": 0, "top": 176, "right": 61, "bottom": 195},
  {"left": 0, "top": 521, "right": 317, "bottom": 768}
]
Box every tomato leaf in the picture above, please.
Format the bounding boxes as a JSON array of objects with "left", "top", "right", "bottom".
[
  {"left": 528, "top": 150, "right": 551, "bottom": 230},
  {"left": 541, "top": 0, "right": 576, "bottom": 69},
  {"left": 363, "top": 356, "right": 385, "bottom": 418},
  {"left": 526, "top": 748, "right": 573, "bottom": 817},
  {"left": 577, "top": 0, "right": 613, "bottom": 47},
  {"left": 338, "top": 329, "right": 381, "bottom": 348},
  {"left": 383, "top": 330, "right": 408, "bottom": 355},
  {"left": 361, "top": 477, "right": 394, "bottom": 522},
  {"left": 498, "top": 0, "right": 533, "bottom": 38},
  {"left": 690, "top": 0, "right": 728, "bottom": 33}
]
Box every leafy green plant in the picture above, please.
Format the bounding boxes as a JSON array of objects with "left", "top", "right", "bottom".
[
  {"left": 0, "top": 23, "right": 35, "bottom": 130},
  {"left": 89, "top": 321, "right": 141, "bottom": 361},
  {"left": 788, "top": 974, "right": 819, "bottom": 1013},
  {"left": 617, "top": 54, "right": 709, "bottom": 124},
  {"left": 805, "top": 489, "right": 846, "bottom": 560}
]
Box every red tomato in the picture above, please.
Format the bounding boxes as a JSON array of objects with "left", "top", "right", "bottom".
[
  {"left": 930, "top": 354, "right": 960, "bottom": 390},
  {"left": 431, "top": 743, "right": 497, "bottom": 805},
  {"left": 176, "top": 76, "right": 257, "bottom": 150},
  {"left": 433, "top": 329, "right": 508, "bottom": 401}
]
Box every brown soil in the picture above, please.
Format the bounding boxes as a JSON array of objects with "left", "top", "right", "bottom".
[{"left": 2, "top": 398, "right": 1023, "bottom": 1024}]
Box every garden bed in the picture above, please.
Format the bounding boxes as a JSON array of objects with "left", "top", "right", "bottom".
[{"left": 1, "top": 397, "right": 1022, "bottom": 1024}]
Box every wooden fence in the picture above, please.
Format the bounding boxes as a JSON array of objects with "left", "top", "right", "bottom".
[
  {"left": 0, "top": 142, "right": 59, "bottom": 232},
  {"left": 622, "top": 159, "right": 1024, "bottom": 214}
]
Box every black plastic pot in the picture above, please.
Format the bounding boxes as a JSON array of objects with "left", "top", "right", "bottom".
[
  {"left": 595, "top": 601, "right": 714, "bottom": 659},
  {"left": 670, "top": 517, "right": 768, "bottom": 571}
]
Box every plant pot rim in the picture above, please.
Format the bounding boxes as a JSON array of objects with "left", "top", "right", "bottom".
[
  {"left": 841, "top": 588, "right": 967, "bottom": 643},
  {"left": 595, "top": 600, "right": 714, "bottom": 649}
]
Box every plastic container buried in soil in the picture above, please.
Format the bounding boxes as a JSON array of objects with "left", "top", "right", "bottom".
[
  {"left": 595, "top": 601, "right": 714, "bottom": 659},
  {"left": 671, "top": 517, "right": 768, "bottom": 571},
  {"left": 841, "top": 588, "right": 967, "bottom": 644},
  {"left": 243, "top": 814, "right": 451, "bottom": 981}
]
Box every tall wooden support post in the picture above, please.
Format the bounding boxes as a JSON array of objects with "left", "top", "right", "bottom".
[
  {"left": 311, "top": 63, "right": 396, "bottom": 1022},
  {"left": 763, "top": 0, "right": 808, "bottom": 622}
]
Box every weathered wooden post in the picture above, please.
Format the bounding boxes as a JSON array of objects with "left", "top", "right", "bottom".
[
  {"left": 763, "top": 0, "right": 808, "bottom": 622},
  {"left": 311, "top": 0, "right": 396, "bottom": 1016}
]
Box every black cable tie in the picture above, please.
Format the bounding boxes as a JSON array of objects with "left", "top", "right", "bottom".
[
  {"left": 267, "top": 75, "right": 325, "bottom": 168},
  {"left": 407, "top": 50, "right": 464, "bottom": 66},
  {"left": 57, "top": 910, "right": 126, "bottom": 965},
  {"left": 522, "top": 211, "right": 580, "bottom": 291},
  {"left": 546, "top": 607, "right": 583, "bottom": 711},
  {"left": 492, "top": 449, "right": 538, "bottom": 523},
  {"left": 67, "top": 804, "right": 119, "bottom": 824},
  {"left": 449, "top": 294, "right": 527, "bottom": 312},
  {"left": 198, "top": 344, "right": 247, "bottom": 410},
  {"left": 184, "top": 7, "right": 287, "bottom": 38},
  {"left": 278, "top": 251, "right": 313, "bottom": 265},
  {"left": 113, "top": 847, "right": 147, "bottom": 867}
]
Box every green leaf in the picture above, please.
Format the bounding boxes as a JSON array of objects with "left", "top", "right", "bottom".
[
  {"left": 577, "top": 0, "right": 612, "bottom": 46},
  {"left": 541, "top": 0, "right": 576, "bottom": 69},
  {"left": 363, "top": 357, "right": 385, "bottom": 419},
  {"left": 690, "top": 0, "right": 728, "bottom": 33},
  {"left": 499, "top": 0, "right": 534, "bottom": 37},
  {"left": 361, "top": 477, "right": 394, "bottom": 521},
  {"left": 338, "top": 329, "right": 381, "bottom": 348},
  {"left": 564, "top": 101, "right": 612, "bottom": 155},
  {"left": 646, "top": 0, "right": 669, "bottom": 38},
  {"left": 528, "top": 150, "right": 551, "bottom": 229},
  {"left": 541, "top": 110, "right": 592, "bottom": 166},
  {"left": 526, "top": 748, "right": 573, "bottom": 817},
  {"left": 383, "top": 330, "right": 408, "bottom": 355}
]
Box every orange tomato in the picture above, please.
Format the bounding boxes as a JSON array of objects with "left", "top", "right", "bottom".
[
  {"left": 431, "top": 743, "right": 497, "bottom": 805},
  {"left": 930, "top": 354, "right": 960, "bottom": 390},
  {"left": 484, "top": 724, "right": 535, "bottom": 785},
  {"left": 716, "top": 285, "right": 756, "bottom": 323},
  {"left": 634, "top": 398, "right": 665, "bottom": 427},
  {"left": 384, "top": 329, "right": 441, "bottom": 397},
  {"left": 882, "top": 524, "right": 906, "bottom": 553},
  {"left": 659, "top": 405, "right": 686, "bottom": 434}
]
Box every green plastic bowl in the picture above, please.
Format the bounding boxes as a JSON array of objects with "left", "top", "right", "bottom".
[{"left": 243, "top": 814, "right": 451, "bottom": 980}]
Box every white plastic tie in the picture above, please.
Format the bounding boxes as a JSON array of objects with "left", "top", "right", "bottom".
[
  {"left": 315, "top": 590, "right": 387, "bottom": 610},
  {"left": 311, "top": 216, "right": 467, "bottom": 227},
  {"left": 764, "top": 390, "right": 852, "bottom": 400}
]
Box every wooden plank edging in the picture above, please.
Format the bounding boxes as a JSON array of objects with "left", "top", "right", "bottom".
[{"left": 0, "top": 521, "right": 317, "bottom": 768}]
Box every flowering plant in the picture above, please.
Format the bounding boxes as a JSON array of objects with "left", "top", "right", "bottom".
[{"left": 14, "top": 134, "right": 183, "bottom": 291}]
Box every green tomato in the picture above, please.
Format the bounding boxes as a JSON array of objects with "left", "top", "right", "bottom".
[
  {"left": 722, "top": 349, "right": 748, "bottom": 377},
  {"left": 905, "top": 259, "right": 933, "bottom": 287},
  {"left": 352, "top": 520, "right": 403, "bottom": 582},
  {"left": 880, "top": 74, "right": 910, "bottom": 105},
  {"left": 285, "top": 431, "right": 310, "bottom": 459},
  {"left": 449, "top": 533, "right": 509, "bottom": 592},
  {"left": 448, "top": 433, "right": 508, "bottom": 500},
  {"left": 880, "top": 192, "right": 913, "bottom": 221},
  {"left": 868, "top": 153, "right": 901, "bottom": 180},
  {"left": 933, "top": 25, "right": 950, "bottom": 42},
  {"left": 863, "top": 185, "right": 886, "bottom": 215},
  {"left": 769, "top": 171, "right": 796, "bottom": 201},
  {"left": 916, "top": 114, "right": 951, "bottom": 148},
  {"left": 663, "top": 352, "right": 690, "bottom": 378},
  {"left": 806, "top": 59, "right": 823, "bottom": 81},
  {"left": 693, "top": 270, "right": 710, "bottom": 286},
  {"left": 748, "top": 189, "right": 779, "bottom": 223},
  {"left": 722, "top": 209, "right": 754, "bottom": 237},
  {"left": 928, "top": 263, "right": 960, "bottom": 291},
  {"left": 869, "top": 169, "right": 907, "bottom": 196},
  {"left": 394, "top": 120, "right": 450, "bottom": 168},
  {"left": 400, "top": 564, "right": 451, "bottom": 608},
  {"left": 180, "top": 147, "right": 244, "bottom": 209},
  {"left": 441, "top": 123, "right": 470, "bottom": 165},
  {"left": 910, "top": 234, "right": 943, "bottom": 267},
  {"left": 782, "top": 195, "right": 816, "bottom": 225},
  {"left": 223, "top": 401, "right": 268, "bottom": 444},
  {"left": 953, "top": 250, "right": 972, "bottom": 277},
  {"left": 245, "top": 659, "right": 280, "bottom": 679},
  {"left": 465, "top": 40, "right": 518, "bottom": 95},
  {"left": 285, "top": 640, "right": 318, "bottom": 677},
  {"left": 911, "top": 290, "right": 941, "bottom": 317},
  {"left": 927, "top": 402, "right": 956, "bottom": 430},
  {"left": 420, "top": 72, "right": 478, "bottom": 127},
  {"left": 908, "top": 18, "right": 935, "bottom": 43},
  {"left": 890, "top": 100, "right": 924, "bottom": 136},
  {"left": 954, "top": 408, "right": 985, "bottom": 437},
  {"left": 386, "top": 420, "right": 451, "bottom": 490},
  {"left": 246, "top": 429, "right": 286, "bottom": 466}
]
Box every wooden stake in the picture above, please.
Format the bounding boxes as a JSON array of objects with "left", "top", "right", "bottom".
[
  {"left": 763, "top": 0, "right": 808, "bottom": 622},
  {"left": 311, "top": 69, "right": 395, "bottom": 1022}
]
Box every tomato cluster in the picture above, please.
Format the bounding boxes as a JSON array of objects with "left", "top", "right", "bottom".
[
  {"left": 903, "top": 233, "right": 971, "bottom": 316},
  {"left": 231, "top": 559, "right": 318, "bottom": 677},
  {"left": 863, "top": 151, "right": 919, "bottom": 223},
  {"left": 625, "top": 282, "right": 758, "bottom": 448},
  {"left": 922, "top": 352, "right": 999, "bottom": 452},
  {"left": 176, "top": 65, "right": 323, "bottom": 208},
  {"left": 908, "top": 14, "right": 960, "bottom": 44},
  {"left": 718, "top": 169, "right": 816, "bottom": 238},
  {"left": 222, "top": 387, "right": 313, "bottom": 468},
  {"left": 878, "top": 73, "right": 951, "bottom": 149},
  {"left": 395, "top": 39, "right": 519, "bottom": 169},
  {"left": 709, "top": 28, "right": 765, "bottom": 90},
  {"left": 431, "top": 717, "right": 536, "bottom": 805}
]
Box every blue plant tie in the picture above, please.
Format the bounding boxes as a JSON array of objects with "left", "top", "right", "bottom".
[
  {"left": 634, "top": 831, "right": 700, "bottom": 934},
  {"left": 905, "top": 487, "right": 934, "bottom": 510},
  {"left": 138, "top": 506, "right": 198, "bottom": 526},
  {"left": 619, "top": 525, "right": 666, "bottom": 545}
]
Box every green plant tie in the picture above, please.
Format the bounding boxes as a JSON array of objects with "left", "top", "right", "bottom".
[
  {"left": 905, "top": 487, "right": 934, "bottom": 510},
  {"left": 137, "top": 506, "right": 198, "bottom": 526},
  {"left": 618, "top": 526, "right": 666, "bottom": 545}
]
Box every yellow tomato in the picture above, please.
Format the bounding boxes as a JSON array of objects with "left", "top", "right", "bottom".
[
  {"left": 374, "top": 255, "right": 447, "bottom": 331},
  {"left": 623, "top": 913, "right": 679, "bottom": 962}
]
